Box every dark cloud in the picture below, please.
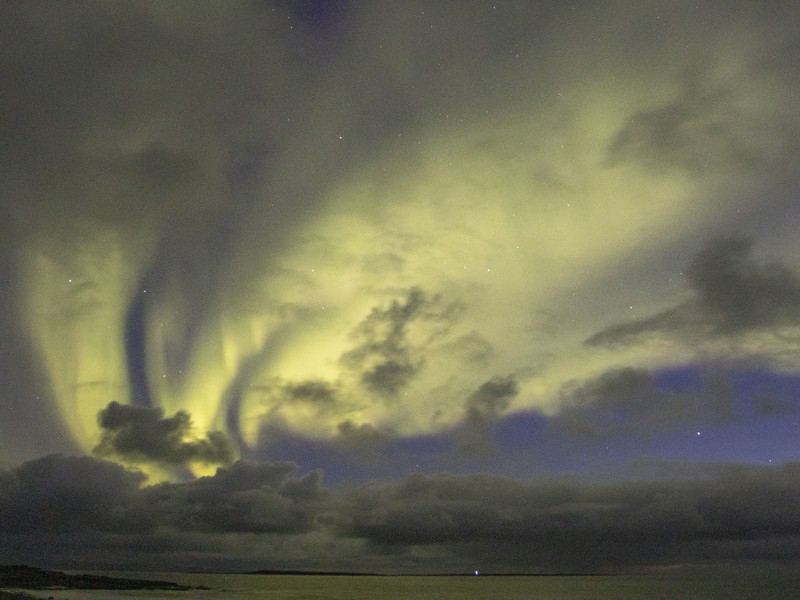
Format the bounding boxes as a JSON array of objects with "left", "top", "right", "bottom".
[
  {"left": 285, "top": 380, "right": 338, "bottom": 405},
  {"left": 584, "top": 305, "right": 698, "bottom": 348},
  {"left": 0, "top": 456, "right": 324, "bottom": 539},
  {"left": 239, "top": 378, "right": 339, "bottom": 439},
  {"left": 329, "top": 421, "right": 391, "bottom": 470},
  {"left": 605, "top": 79, "right": 752, "bottom": 174},
  {"left": 340, "top": 288, "right": 463, "bottom": 398},
  {"left": 455, "top": 376, "right": 518, "bottom": 455},
  {"left": 587, "top": 237, "right": 800, "bottom": 347},
  {"left": 687, "top": 237, "right": 800, "bottom": 331},
  {"left": 337, "top": 464, "right": 800, "bottom": 572},
  {"left": 0, "top": 454, "right": 144, "bottom": 534},
  {"left": 605, "top": 52, "right": 800, "bottom": 177},
  {"left": 337, "top": 420, "right": 387, "bottom": 448},
  {"left": 124, "top": 461, "right": 326, "bottom": 535},
  {"left": 4, "top": 454, "right": 800, "bottom": 572},
  {"left": 442, "top": 331, "right": 495, "bottom": 366},
  {"left": 553, "top": 367, "right": 732, "bottom": 439},
  {"left": 94, "top": 402, "right": 234, "bottom": 468}
]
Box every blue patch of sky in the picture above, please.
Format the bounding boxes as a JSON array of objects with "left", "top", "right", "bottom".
[{"left": 653, "top": 365, "right": 704, "bottom": 393}]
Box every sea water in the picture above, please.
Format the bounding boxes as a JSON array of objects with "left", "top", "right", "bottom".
[{"left": 11, "top": 570, "right": 800, "bottom": 600}]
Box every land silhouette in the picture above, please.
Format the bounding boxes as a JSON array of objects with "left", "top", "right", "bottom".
[{"left": 0, "top": 565, "right": 197, "bottom": 595}]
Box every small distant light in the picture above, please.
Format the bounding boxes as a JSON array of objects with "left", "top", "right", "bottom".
[
  {"left": 475, "top": 570, "right": 479, "bottom": 576},
  {"left": 696, "top": 431, "right": 701, "bottom": 436}
]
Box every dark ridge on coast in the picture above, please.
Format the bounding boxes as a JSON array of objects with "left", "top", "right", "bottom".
[
  {"left": 0, "top": 565, "right": 199, "bottom": 591},
  {"left": 0, "top": 591, "right": 38, "bottom": 600}
]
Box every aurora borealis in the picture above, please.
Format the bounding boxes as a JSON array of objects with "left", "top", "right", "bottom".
[{"left": 2, "top": 0, "right": 800, "bottom": 573}]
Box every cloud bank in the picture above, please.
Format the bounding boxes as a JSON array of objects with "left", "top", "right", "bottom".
[{"left": 3, "top": 454, "right": 800, "bottom": 573}]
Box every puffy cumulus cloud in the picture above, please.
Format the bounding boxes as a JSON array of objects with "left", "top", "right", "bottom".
[
  {"left": 587, "top": 238, "right": 800, "bottom": 357},
  {"left": 336, "top": 465, "right": 800, "bottom": 572},
  {"left": 552, "top": 367, "right": 732, "bottom": 440},
  {"left": 93, "top": 402, "right": 234, "bottom": 469}
]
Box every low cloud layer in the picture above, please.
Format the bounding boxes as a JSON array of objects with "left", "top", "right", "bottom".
[
  {"left": 3, "top": 454, "right": 800, "bottom": 573},
  {"left": 337, "top": 465, "right": 800, "bottom": 572},
  {"left": 0, "top": 455, "right": 324, "bottom": 538}
]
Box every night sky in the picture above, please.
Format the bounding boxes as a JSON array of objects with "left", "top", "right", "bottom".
[{"left": 1, "top": 0, "right": 800, "bottom": 574}]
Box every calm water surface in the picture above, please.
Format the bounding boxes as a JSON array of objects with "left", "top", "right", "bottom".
[{"left": 11, "top": 571, "right": 800, "bottom": 600}]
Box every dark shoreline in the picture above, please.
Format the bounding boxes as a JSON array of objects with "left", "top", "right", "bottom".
[
  {"left": 0, "top": 565, "right": 198, "bottom": 592},
  {"left": 243, "top": 570, "right": 606, "bottom": 576},
  {"left": 246, "top": 569, "right": 382, "bottom": 576}
]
